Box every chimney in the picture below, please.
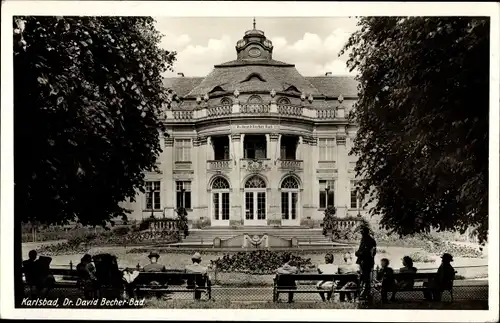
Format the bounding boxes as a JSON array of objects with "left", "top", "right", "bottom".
[
  {"left": 177, "top": 73, "right": 184, "bottom": 77},
  {"left": 325, "top": 72, "right": 332, "bottom": 76}
]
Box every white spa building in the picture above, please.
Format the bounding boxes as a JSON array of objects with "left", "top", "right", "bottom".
[{"left": 124, "top": 23, "right": 369, "bottom": 229}]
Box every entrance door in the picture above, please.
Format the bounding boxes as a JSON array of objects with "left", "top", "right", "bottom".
[
  {"left": 211, "top": 177, "right": 230, "bottom": 226},
  {"left": 280, "top": 176, "right": 300, "bottom": 226},
  {"left": 243, "top": 176, "right": 267, "bottom": 226}
]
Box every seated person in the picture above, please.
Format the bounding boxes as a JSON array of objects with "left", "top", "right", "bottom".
[
  {"left": 122, "top": 268, "right": 140, "bottom": 299},
  {"left": 435, "top": 253, "right": 456, "bottom": 301},
  {"left": 22, "top": 250, "right": 38, "bottom": 296},
  {"left": 375, "top": 258, "right": 396, "bottom": 303},
  {"left": 143, "top": 251, "right": 167, "bottom": 272},
  {"left": 338, "top": 251, "right": 360, "bottom": 302},
  {"left": 77, "top": 254, "right": 98, "bottom": 299},
  {"left": 276, "top": 253, "right": 299, "bottom": 303},
  {"left": 185, "top": 252, "right": 210, "bottom": 300},
  {"left": 392, "top": 256, "right": 417, "bottom": 301},
  {"left": 316, "top": 253, "right": 339, "bottom": 302}
]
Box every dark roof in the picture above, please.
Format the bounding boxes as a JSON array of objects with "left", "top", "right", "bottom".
[
  {"left": 306, "top": 76, "right": 359, "bottom": 98},
  {"left": 162, "top": 75, "right": 358, "bottom": 99},
  {"left": 215, "top": 59, "right": 294, "bottom": 67},
  {"left": 163, "top": 77, "right": 203, "bottom": 97}
]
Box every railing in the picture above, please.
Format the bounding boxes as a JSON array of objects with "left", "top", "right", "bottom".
[
  {"left": 332, "top": 219, "right": 361, "bottom": 230},
  {"left": 207, "top": 160, "right": 233, "bottom": 171},
  {"left": 277, "top": 104, "right": 303, "bottom": 116},
  {"left": 276, "top": 159, "right": 303, "bottom": 170},
  {"left": 316, "top": 109, "right": 335, "bottom": 119},
  {"left": 240, "top": 104, "right": 270, "bottom": 114},
  {"left": 173, "top": 111, "right": 193, "bottom": 120},
  {"left": 149, "top": 218, "right": 180, "bottom": 232},
  {"left": 208, "top": 105, "right": 232, "bottom": 117}
]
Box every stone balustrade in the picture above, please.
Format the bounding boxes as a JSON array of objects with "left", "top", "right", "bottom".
[
  {"left": 207, "top": 159, "right": 233, "bottom": 171},
  {"left": 276, "top": 159, "right": 304, "bottom": 170},
  {"left": 208, "top": 105, "right": 232, "bottom": 117},
  {"left": 240, "top": 104, "right": 270, "bottom": 114},
  {"left": 148, "top": 218, "right": 180, "bottom": 232},
  {"left": 173, "top": 110, "right": 194, "bottom": 119},
  {"left": 316, "top": 109, "right": 336, "bottom": 119},
  {"left": 277, "top": 104, "right": 303, "bottom": 116},
  {"left": 333, "top": 218, "right": 362, "bottom": 231}
]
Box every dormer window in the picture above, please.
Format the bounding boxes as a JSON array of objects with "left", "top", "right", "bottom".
[
  {"left": 209, "top": 86, "right": 226, "bottom": 94},
  {"left": 241, "top": 72, "right": 267, "bottom": 83},
  {"left": 284, "top": 85, "right": 300, "bottom": 93}
]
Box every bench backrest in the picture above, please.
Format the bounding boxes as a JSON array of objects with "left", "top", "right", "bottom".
[
  {"left": 275, "top": 273, "right": 359, "bottom": 284},
  {"left": 393, "top": 272, "right": 438, "bottom": 280},
  {"left": 134, "top": 271, "right": 207, "bottom": 286}
]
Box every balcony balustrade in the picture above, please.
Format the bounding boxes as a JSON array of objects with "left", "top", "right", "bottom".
[
  {"left": 276, "top": 159, "right": 303, "bottom": 170},
  {"left": 240, "top": 104, "right": 270, "bottom": 114},
  {"left": 277, "top": 104, "right": 303, "bottom": 116},
  {"left": 316, "top": 109, "right": 335, "bottom": 119},
  {"left": 173, "top": 110, "right": 193, "bottom": 120},
  {"left": 207, "top": 159, "right": 233, "bottom": 171},
  {"left": 207, "top": 105, "right": 232, "bottom": 117}
]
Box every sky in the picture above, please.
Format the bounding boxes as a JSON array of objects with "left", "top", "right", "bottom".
[{"left": 154, "top": 17, "right": 360, "bottom": 77}]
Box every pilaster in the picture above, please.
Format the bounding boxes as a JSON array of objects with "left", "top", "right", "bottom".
[
  {"left": 230, "top": 133, "right": 243, "bottom": 226},
  {"left": 335, "top": 130, "right": 348, "bottom": 218},
  {"left": 164, "top": 137, "right": 175, "bottom": 218}
]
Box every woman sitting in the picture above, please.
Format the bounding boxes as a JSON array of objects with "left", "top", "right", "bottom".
[
  {"left": 316, "top": 253, "right": 339, "bottom": 302},
  {"left": 393, "top": 256, "right": 417, "bottom": 301}
]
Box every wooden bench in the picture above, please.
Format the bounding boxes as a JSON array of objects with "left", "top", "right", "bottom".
[
  {"left": 375, "top": 272, "right": 454, "bottom": 301},
  {"left": 273, "top": 273, "right": 360, "bottom": 303},
  {"left": 133, "top": 271, "right": 212, "bottom": 300}
]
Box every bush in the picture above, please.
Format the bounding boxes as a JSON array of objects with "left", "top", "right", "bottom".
[
  {"left": 211, "top": 250, "right": 314, "bottom": 274},
  {"left": 112, "top": 226, "right": 130, "bottom": 236},
  {"left": 408, "top": 252, "right": 435, "bottom": 263}
]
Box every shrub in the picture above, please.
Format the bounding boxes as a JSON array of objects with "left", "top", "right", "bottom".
[
  {"left": 176, "top": 207, "right": 189, "bottom": 238},
  {"left": 112, "top": 226, "right": 130, "bottom": 236},
  {"left": 408, "top": 252, "right": 435, "bottom": 263},
  {"left": 211, "top": 250, "right": 313, "bottom": 274}
]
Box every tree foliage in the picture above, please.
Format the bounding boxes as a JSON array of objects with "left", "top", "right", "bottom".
[
  {"left": 13, "top": 16, "right": 176, "bottom": 227},
  {"left": 341, "top": 17, "right": 489, "bottom": 242}
]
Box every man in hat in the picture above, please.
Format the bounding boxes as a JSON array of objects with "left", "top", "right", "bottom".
[
  {"left": 143, "top": 251, "right": 166, "bottom": 272},
  {"left": 185, "top": 252, "right": 209, "bottom": 300},
  {"left": 434, "top": 253, "right": 456, "bottom": 301},
  {"left": 355, "top": 226, "right": 377, "bottom": 300}
]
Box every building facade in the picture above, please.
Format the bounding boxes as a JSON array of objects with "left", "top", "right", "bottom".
[{"left": 125, "top": 23, "right": 368, "bottom": 228}]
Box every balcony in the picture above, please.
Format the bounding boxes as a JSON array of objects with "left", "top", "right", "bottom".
[
  {"left": 207, "top": 105, "right": 232, "bottom": 118},
  {"left": 277, "top": 159, "right": 303, "bottom": 171},
  {"left": 207, "top": 160, "right": 233, "bottom": 171},
  {"left": 240, "top": 158, "right": 272, "bottom": 172},
  {"left": 240, "top": 104, "right": 270, "bottom": 114},
  {"left": 277, "top": 104, "right": 303, "bottom": 117},
  {"left": 316, "top": 109, "right": 335, "bottom": 119},
  {"left": 173, "top": 111, "right": 193, "bottom": 120}
]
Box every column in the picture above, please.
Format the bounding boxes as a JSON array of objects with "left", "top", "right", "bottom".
[
  {"left": 336, "top": 128, "right": 348, "bottom": 218},
  {"left": 228, "top": 134, "right": 233, "bottom": 160},
  {"left": 191, "top": 137, "right": 202, "bottom": 226},
  {"left": 164, "top": 137, "right": 175, "bottom": 219},
  {"left": 268, "top": 133, "right": 281, "bottom": 226},
  {"left": 200, "top": 136, "right": 210, "bottom": 224},
  {"left": 230, "top": 134, "right": 242, "bottom": 226}
]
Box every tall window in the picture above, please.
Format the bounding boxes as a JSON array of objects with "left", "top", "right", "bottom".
[
  {"left": 176, "top": 181, "right": 191, "bottom": 209},
  {"left": 319, "top": 180, "right": 335, "bottom": 209},
  {"left": 244, "top": 135, "right": 267, "bottom": 159},
  {"left": 174, "top": 139, "right": 191, "bottom": 162},
  {"left": 145, "top": 181, "right": 161, "bottom": 210},
  {"left": 350, "top": 180, "right": 364, "bottom": 209},
  {"left": 318, "top": 138, "right": 335, "bottom": 161},
  {"left": 280, "top": 136, "right": 298, "bottom": 160},
  {"left": 212, "top": 177, "right": 230, "bottom": 221},
  {"left": 281, "top": 176, "right": 299, "bottom": 221},
  {"left": 213, "top": 136, "right": 230, "bottom": 160},
  {"left": 244, "top": 175, "right": 267, "bottom": 221}
]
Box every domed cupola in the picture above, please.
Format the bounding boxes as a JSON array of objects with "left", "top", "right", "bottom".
[{"left": 235, "top": 18, "right": 274, "bottom": 61}]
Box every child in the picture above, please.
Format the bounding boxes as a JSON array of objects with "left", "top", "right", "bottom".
[{"left": 375, "top": 258, "right": 396, "bottom": 303}]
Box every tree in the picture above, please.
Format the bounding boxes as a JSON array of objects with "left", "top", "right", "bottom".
[
  {"left": 13, "top": 16, "right": 176, "bottom": 304},
  {"left": 341, "top": 17, "right": 489, "bottom": 243}
]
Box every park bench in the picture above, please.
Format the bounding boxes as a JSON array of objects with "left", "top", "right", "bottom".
[
  {"left": 133, "top": 270, "right": 212, "bottom": 300},
  {"left": 374, "top": 272, "right": 455, "bottom": 302},
  {"left": 273, "top": 273, "right": 360, "bottom": 303}
]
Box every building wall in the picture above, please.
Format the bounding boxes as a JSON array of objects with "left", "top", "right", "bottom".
[{"left": 126, "top": 98, "right": 372, "bottom": 227}]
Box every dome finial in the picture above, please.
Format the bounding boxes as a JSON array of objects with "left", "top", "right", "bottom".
[{"left": 253, "top": 17, "right": 256, "bottom": 30}]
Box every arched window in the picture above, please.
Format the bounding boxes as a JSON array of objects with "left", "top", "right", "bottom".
[
  {"left": 220, "top": 97, "right": 232, "bottom": 106},
  {"left": 281, "top": 176, "right": 300, "bottom": 222},
  {"left": 277, "top": 97, "right": 291, "bottom": 105},
  {"left": 244, "top": 175, "right": 267, "bottom": 223},
  {"left": 212, "top": 177, "right": 230, "bottom": 222},
  {"left": 247, "top": 95, "right": 263, "bottom": 104}
]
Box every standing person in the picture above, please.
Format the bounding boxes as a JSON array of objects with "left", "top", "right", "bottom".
[
  {"left": 355, "top": 226, "right": 377, "bottom": 300},
  {"left": 276, "top": 253, "right": 299, "bottom": 303},
  {"left": 374, "top": 258, "right": 396, "bottom": 303},
  {"left": 338, "top": 251, "right": 360, "bottom": 302},
  {"left": 185, "top": 252, "right": 210, "bottom": 300},
  {"left": 316, "top": 253, "right": 339, "bottom": 302}
]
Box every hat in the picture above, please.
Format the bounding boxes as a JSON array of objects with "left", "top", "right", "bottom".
[
  {"left": 148, "top": 251, "right": 160, "bottom": 259},
  {"left": 191, "top": 252, "right": 202, "bottom": 261},
  {"left": 441, "top": 253, "right": 453, "bottom": 262}
]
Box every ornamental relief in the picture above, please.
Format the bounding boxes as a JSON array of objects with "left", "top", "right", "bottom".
[{"left": 242, "top": 159, "right": 271, "bottom": 173}]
